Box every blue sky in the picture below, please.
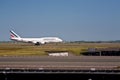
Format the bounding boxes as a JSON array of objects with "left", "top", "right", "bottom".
[{"left": 0, "top": 0, "right": 120, "bottom": 41}]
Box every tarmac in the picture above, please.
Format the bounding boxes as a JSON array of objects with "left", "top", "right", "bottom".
[{"left": 0, "top": 56, "right": 120, "bottom": 70}]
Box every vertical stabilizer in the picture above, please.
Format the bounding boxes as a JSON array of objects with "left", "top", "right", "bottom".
[{"left": 10, "top": 30, "right": 21, "bottom": 39}]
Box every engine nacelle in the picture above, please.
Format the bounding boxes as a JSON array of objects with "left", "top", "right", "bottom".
[
  {"left": 40, "top": 42, "right": 45, "bottom": 44},
  {"left": 32, "top": 41, "right": 45, "bottom": 45},
  {"left": 35, "top": 42, "right": 40, "bottom": 45}
]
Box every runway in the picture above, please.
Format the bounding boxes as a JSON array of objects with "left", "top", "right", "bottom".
[{"left": 0, "top": 56, "right": 120, "bottom": 70}]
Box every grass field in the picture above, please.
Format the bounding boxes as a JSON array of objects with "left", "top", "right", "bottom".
[{"left": 0, "top": 42, "right": 120, "bottom": 56}]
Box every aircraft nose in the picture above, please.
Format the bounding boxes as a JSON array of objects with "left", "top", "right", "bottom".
[{"left": 59, "top": 39, "right": 63, "bottom": 42}]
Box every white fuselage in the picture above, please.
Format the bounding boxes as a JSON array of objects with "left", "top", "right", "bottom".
[{"left": 11, "top": 37, "right": 63, "bottom": 45}]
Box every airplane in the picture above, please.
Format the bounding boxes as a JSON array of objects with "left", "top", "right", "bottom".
[{"left": 10, "top": 30, "right": 63, "bottom": 45}]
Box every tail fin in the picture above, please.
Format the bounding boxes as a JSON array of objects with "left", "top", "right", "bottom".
[{"left": 10, "top": 30, "right": 21, "bottom": 39}]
